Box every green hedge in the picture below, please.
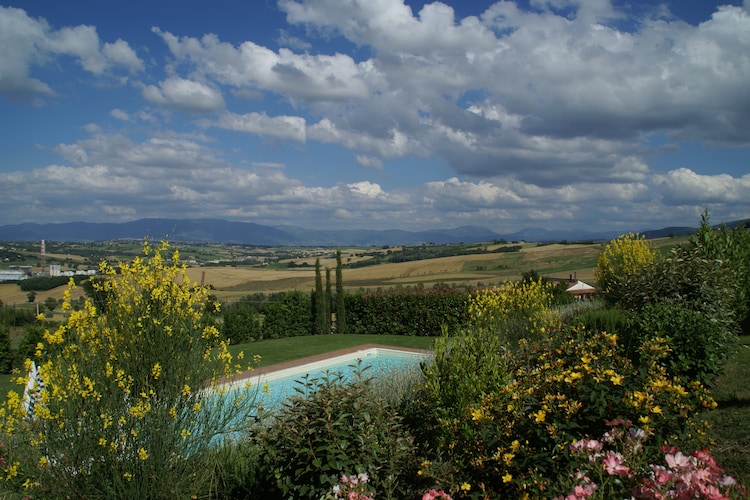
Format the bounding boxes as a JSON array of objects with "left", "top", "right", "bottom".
[
  {"left": 344, "top": 288, "right": 470, "bottom": 336},
  {"left": 262, "top": 290, "right": 313, "bottom": 339},
  {"left": 18, "top": 275, "right": 86, "bottom": 291}
]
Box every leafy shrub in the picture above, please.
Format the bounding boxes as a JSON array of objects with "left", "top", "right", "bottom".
[
  {"left": 417, "top": 327, "right": 715, "bottom": 498},
  {"left": 626, "top": 301, "right": 735, "bottom": 386},
  {"left": 252, "top": 366, "right": 419, "bottom": 499},
  {"left": 421, "top": 325, "right": 510, "bottom": 423},
  {"left": 616, "top": 245, "right": 739, "bottom": 385},
  {"left": 208, "top": 440, "right": 266, "bottom": 499},
  {"left": 0, "top": 304, "right": 37, "bottom": 327},
  {"left": 0, "top": 240, "right": 257, "bottom": 498},
  {"left": 0, "top": 325, "right": 11, "bottom": 374},
  {"left": 14, "top": 322, "right": 45, "bottom": 368},
  {"left": 222, "top": 301, "right": 263, "bottom": 342},
  {"left": 345, "top": 288, "right": 469, "bottom": 336},
  {"left": 262, "top": 290, "right": 313, "bottom": 338},
  {"left": 688, "top": 210, "right": 750, "bottom": 323},
  {"left": 369, "top": 361, "right": 426, "bottom": 409},
  {"left": 571, "top": 305, "right": 630, "bottom": 338}
]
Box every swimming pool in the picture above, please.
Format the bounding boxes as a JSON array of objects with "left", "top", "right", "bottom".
[{"left": 221, "top": 347, "right": 432, "bottom": 410}]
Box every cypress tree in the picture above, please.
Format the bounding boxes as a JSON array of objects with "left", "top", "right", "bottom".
[
  {"left": 325, "top": 267, "right": 332, "bottom": 334},
  {"left": 314, "top": 258, "right": 328, "bottom": 335},
  {"left": 335, "top": 249, "right": 347, "bottom": 334}
]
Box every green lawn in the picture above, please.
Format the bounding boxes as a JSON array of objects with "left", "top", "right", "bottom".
[
  {"left": 228, "top": 334, "right": 435, "bottom": 369},
  {"left": 703, "top": 335, "right": 750, "bottom": 485}
]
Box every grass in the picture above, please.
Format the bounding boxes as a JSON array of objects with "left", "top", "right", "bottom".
[
  {"left": 703, "top": 335, "right": 750, "bottom": 485},
  {"left": 227, "top": 334, "right": 434, "bottom": 369}
]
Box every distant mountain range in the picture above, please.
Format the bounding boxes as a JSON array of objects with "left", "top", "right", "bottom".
[{"left": 0, "top": 218, "right": 729, "bottom": 246}]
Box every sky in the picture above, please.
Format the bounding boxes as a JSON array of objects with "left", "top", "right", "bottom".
[{"left": 1, "top": 0, "right": 749, "bottom": 235}]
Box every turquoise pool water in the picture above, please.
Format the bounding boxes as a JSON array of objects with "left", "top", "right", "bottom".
[{"left": 226, "top": 348, "right": 432, "bottom": 410}]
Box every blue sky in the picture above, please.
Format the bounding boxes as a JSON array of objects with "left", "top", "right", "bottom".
[{"left": 1, "top": 0, "right": 748, "bottom": 234}]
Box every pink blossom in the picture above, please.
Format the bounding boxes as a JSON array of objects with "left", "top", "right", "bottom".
[
  {"left": 571, "top": 439, "right": 603, "bottom": 454},
  {"left": 665, "top": 451, "right": 693, "bottom": 470},
  {"left": 422, "top": 489, "right": 452, "bottom": 500},
  {"left": 602, "top": 451, "right": 630, "bottom": 477},
  {"left": 717, "top": 475, "right": 737, "bottom": 487},
  {"left": 650, "top": 465, "right": 674, "bottom": 486},
  {"left": 557, "top": 481, "right": 598, "bottom": 499}
]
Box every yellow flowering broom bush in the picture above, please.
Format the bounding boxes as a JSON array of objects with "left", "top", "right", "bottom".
[
  {"left": 595, "top": 232, "right": 657, "bottom": 304},
  {"left": 468, "top": 279, "right": 559, "bottom": 343},
  {"left": 417, "top": 327, "right": 715, "bottom": 499},
  {"left": 0, "top": 240, "right": 257, "bottom": 498}
]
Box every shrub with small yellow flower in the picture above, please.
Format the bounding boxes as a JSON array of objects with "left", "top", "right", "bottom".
[
  {"left": 467, "top": 279, "right": 559, "bottom": 342},
  {"left": 0, "top": 240, "right": 259, "bottom": 499},
  {"left": 416, "top": 326, "right": 714, "bottom": 499}
]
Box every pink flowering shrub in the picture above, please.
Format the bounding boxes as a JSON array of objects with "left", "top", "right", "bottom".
[
  {"left": 422, "top": 488, "right": 453, "bottom": 500},
  {"left": 555, "top": 419, "right": 747, "bottom": 499},
  {"left": 324, "top": 473, "right": 376, "bottom": 500},
  {"left": 323, "top": 473, "right": 455, "bottom": 500}
]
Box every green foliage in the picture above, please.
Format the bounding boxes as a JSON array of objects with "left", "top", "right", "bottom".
[
  {"left": 416, "top": 327, "right": 715, "bottom": 498},
  {"left": 263, "top": 290, "right": 313, "bottom": 338},
  {"left": 550, "top": 280, "right": 578, "bottom": 306},
  {"left": 43, "top": 296, "right": 58, "bottom": 312},
  {"left": 0, "top": 304, "right": 36, "bottom": 327},
  {"left": 422, "top": 325, "right": 510, "bottom": 423},
  {"left": 0, "top": 325, "right": 11, "bottom": 374},
  {"left": 595, "top": 233, "right": 657, "bottom": 304},
  {"left": 570, "top": 306, "right": 630, "bottom": 337},
  {"left": 344, "top": 288, "right": 470, "bottom": 336},
  {"left": 627, "top": 301, "right": 736, "bottom": 386},
  {"left": 336, "top": 249, "right": 347, "bottom": 334},
  {"left": 18, "top": 275, "right": 85, "bottom": 291},
  {"left": 616, "top": 244, "right": 739, "bottom": 385},
  {"left": 344, "top": 243, "right": 522, "bottom": 269},
  {"left": 252, "top": 366, "right": 418, "bottom": 499},
  {"left": 208, "top": 440, "right": 265, "bottom": 499},
  {"left": 15, "top": 323, "right": 45, "bottom": 368},
  {"left": 325, "top": 267, "right": 332, "bottom": 333},
  {"left": 314, "top": 258, "right": 330, "bottom": 335},
  {"left": 222, "top": 301, "right": 263, "bottom": 343},
  {"left": 688, "top": 210, "right": 750, "bottom": 322},
  {"left": 520, "top": 268, "right": 541, "bottom": 284}
]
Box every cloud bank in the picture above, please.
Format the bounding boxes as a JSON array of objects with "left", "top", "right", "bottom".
[{"left": 0, "top": 1, "right": 748, "bottom": 233}]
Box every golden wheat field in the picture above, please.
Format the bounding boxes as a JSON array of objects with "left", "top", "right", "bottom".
[
  {"left": 184, "top": 243, "right": 601, "bottom": 301},
  {"left": 1, "top": 242, "right": 605, "bottom": 306}
]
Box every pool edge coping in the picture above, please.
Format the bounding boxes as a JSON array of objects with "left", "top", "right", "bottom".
[{"left": 219, "top": 343, "right": 433, "bottom": 387}]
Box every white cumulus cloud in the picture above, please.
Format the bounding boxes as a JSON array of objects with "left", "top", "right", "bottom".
[
  {"left": 212, "top": 111, "right": 306, "bottom": 142},
  {"left": 0, "top": 6, "right": 143, "bottom": 101},
  {"left": 143, "top": 77, "right": 225, "bottom": 113}
]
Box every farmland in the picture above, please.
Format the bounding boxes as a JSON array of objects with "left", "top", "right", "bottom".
[{"left": 0, "top": 236, "right": 691, "bottom": 306}]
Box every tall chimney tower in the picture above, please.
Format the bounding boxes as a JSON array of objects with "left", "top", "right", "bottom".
[{"left": 40, "top": 240, "right": 46, "bottom": 273}]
